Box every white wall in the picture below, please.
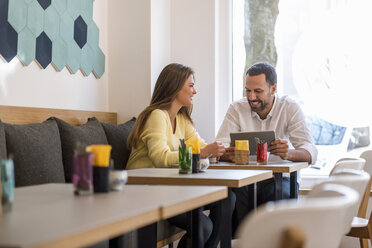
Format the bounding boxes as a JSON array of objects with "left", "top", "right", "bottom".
[
  {"left": 170, "top": 0, "right": 231, "bottom": 143},
  {"left": 0, "top": 0, "right": 109, "bottom": 112},
  {"left": 150, "top": 0, "right": 171, "bottom": 94},
  {"left": 107, "top": 0, "right": 152, "bottom": 123},
  {"left": 0, "top": 0, "right": 232, "bottom": 141}
]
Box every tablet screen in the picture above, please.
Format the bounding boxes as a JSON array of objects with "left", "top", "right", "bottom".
[{"left": 230, "top": 131, "right": 275, "bottom": 155}]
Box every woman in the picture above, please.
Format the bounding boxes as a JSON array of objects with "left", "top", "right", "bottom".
[
  {"left": 126, "top": 63, "right": 232, "bottom": 248},
  {"left": 126, "top": 63, "right": 224, "bottom": 169}
]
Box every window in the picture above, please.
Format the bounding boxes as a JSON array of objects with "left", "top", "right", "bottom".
[{"left": 232, "top": 0, "right": 372, "bottom": 166}]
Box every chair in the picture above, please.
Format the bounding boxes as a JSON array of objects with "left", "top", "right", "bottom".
[
  {"left": 346, "top": 150, "right": 372, "bottom": 247},
  {"left": 299, "top": 157, "right": 366, "bottom": 191},
  {"left": 330, "top": 158, "right": 366, "bottom": 175},
  {"left": 307, "top": 172, "right": 370, "bottom": 236},
  {"left": 235, "top": 184, "right": 358, "bottom": 248}
]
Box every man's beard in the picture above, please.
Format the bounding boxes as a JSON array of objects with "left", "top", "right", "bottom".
[{"left": 248, "top": 99, "right": 269, "bottom": 113}]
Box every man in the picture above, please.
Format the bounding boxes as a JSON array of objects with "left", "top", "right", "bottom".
[{"left": 216, "top": 62, "right": 317, "bottom": 229}]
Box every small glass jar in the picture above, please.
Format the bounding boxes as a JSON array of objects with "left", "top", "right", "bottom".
[{"left": 179, "top": 147, "right": 192, "bottom": 174}]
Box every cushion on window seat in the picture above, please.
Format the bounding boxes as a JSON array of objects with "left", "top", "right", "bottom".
[
  {"left": 3, "top": 119, "right": 65, "bottom": 187},
  {"left": 95, "top": 117, "right": 136, "bottom": 170},
  {"left": 52, "top": 117, "right": 108, "bottom": 182}
]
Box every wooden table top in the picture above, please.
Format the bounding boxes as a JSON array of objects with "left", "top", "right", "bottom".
[
  {"left": 0, "top": 184, "right": 227, "bottom": 248},
  {"left": 127, "top": 168, "right": 273, "bottom": 188},
  {"left": 209, "top": 161, "right": 308, "bottom": 173},
  {"left": 172, "top": 161, "right": 308, "bottom": 173}
]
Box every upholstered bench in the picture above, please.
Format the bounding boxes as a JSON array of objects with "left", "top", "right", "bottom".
[{"left": 0, "top": 105, "right": 184, "bottom": 248}]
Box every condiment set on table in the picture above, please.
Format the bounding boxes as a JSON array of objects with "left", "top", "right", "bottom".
[
  {"left": 72, "top": 143, "right": 127, "bottom": 195},
  {"left": 178, "top": 139, "right": 209, "bottom": 174}
]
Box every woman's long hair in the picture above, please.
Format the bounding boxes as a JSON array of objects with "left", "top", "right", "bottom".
[{"left": 127, "top": 63, "right": 194, "bottom": 149}]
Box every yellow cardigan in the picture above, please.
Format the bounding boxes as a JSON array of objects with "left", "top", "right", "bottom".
[{"left": 126, "top": 109, "right": 206, "bottom": 169}]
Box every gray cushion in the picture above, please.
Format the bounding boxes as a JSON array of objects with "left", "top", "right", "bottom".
[
  {"left": 52, "top": 117, "right": 108, "bottom": 182},
  {"left": 97, "top": 117, "right": 135, "bottom": 170},
  {"left": 0, "top": 121, "right": 6, "bottom": 159},
  {"left": 4, "top": 119, "right": 65, "bottom": 187}
]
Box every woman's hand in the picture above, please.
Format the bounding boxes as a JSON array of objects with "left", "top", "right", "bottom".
[{"left": 200, "top": 141, "right": 225, "bottom": 158}]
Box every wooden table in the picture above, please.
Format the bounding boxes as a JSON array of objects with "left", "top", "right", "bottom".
[
  {"left": 0, "top": 183, "right": 227, "bottom": 248},
  {"left": 127, "top": 168, "right": 273, "bottom": 248},
  {"left": 206, "top": 161, "right": 308, "bottom": 200}
]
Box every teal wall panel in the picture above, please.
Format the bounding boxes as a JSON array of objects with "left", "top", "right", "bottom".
[
  {"left": 81, "top": 0, "right": 93, "bottom": 23},
  {"left": 17, "top": 27, "right": 36, "bottom": 66},
  {"left": 27, "top": 0, "right": 44, "bottom": 37},
  {"left": 80, "top": 43, "right": 93, "bottom": 76},
  {"left": 93, "top": 47, "right": 104, "bottom": 79},
  {"left": 52, "top": 39, "right": 67, "bottom": 71},
  {"left": 52, "top": 0, "right": 66, "bottom": 15},
  {"left": 67, "top": 0, "right": 81, "bottom": 20},
  {"left": 8, "top": 0, "right": 27, "bottom": 33},
  {"left": 66, "top": 41, "right": 81, "bottom": 74},
  {"left": 0, "top": 0, "right": 105, "bottom": 78},
  {"left": 44, "top": 5, "right": 60, "bottom": 42},
  {"left": 87, "top": 21, "right": 98, "bottom": 52}
]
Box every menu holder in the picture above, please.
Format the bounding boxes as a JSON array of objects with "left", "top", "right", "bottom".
[
  {"left": 235, "top": 140, "right": 249, "bottom": 165},
  {"left": 86, "top": 144, "right": 112, "bottom": 193}
]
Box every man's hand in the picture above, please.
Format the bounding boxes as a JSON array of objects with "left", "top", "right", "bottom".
[
  {"left": 220, "top": 146, "right": 235, "bottom": 162},
  {"left": 269, "top": 138, "right": 289, "bottom": 160}
]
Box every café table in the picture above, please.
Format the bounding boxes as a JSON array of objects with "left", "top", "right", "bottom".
[
  {"left": 0, "top": 183, "right": 227, "bottom": 248},
  {"left": 127, "top": 168, "right": 273, "bottom": 248},
  {"left": 206, "top": 161, "right": 308, "bottom": 200}
]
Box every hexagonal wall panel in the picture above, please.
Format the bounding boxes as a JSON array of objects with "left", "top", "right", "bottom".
[
  {"left": 44, "top": 5, "right": 60, "bottom": 41},
  {"left": 80, "top": 0, "right": 93, "bottom": 23},
  {"left": 66, "top": 41, "right": 81, "bottom": 74},
  {"left": 8, "top": 0, "right": 27, "bottom": 33},
  {"left": 0, "top": 0, "right": 105, "bottom": 78},
  {"left": 52, "top": 0, "right": 66, "bottom": 15},
  {"left": 60, "top": 12, "right": 74, "bottom": 45},
  {"left": 87, "top": 21, "right": 98, "bottom": 52},
  {"left": 27, "top": 0, "right": 44, "bottom": 37},
  {"left": 0, "top": 22, "right": 18, "bottom": 62},
  {"left": 17, "top": 27, "right": 36, "bottom": 66},
  {"left": 80, "top": 43, "right": 93, "bottom": 76},
  {"left": 74, "top": 16, "right": 87, "bottom": 49},
  {"left": 0, "top": 0, "right": 9, "bottom": 26},
  {"left": 67, "top": 0, "right": 80, "bottom": 20},
  {"left": 52, "top": 39, "right": 67, "bottom": 71},
  {"left": 37, "top": 0, "right": 51, "bottom": 10},
  {"left": 35, "top": 31, "right": 52, "bottom": 68},
  {"left": 93, "top": 48, "right": 104, "bottom": 79}
]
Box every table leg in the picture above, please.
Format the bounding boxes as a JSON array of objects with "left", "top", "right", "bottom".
[
  {"left": 109, "top": 235, "right": 125, "bottom": 248},
  {"left": 192, "top": 208, "right": 202, "bottom": 248},
  {"left": 137, "top": 223, "right": 157, "bottom": 248},
  {"left": 274, "top": 173, "right": 283, "bottom": 200},
  {"left": 247, "top": 183, "right": 257, "bottom": 210},
  {"left": 290, "top": 171, "right": 298, "bottom": 199},
  {"left": 220, "top": 193, "right": 232, "bottom": 248},
  {"left": 186, "top": 209, "right": 203, "bottom": 248},
  {"left": 186, "top": 211, "right": 192, "bottom": 248},
  {"left": 205, "top": 191, "right": 232, "bottom": 248}
]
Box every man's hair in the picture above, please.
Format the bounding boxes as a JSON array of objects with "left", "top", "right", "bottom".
[{"left": 246, "top": 62, "right": 277, "bottom": 86}]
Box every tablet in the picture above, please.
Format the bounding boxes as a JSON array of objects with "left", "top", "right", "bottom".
[{"left": 230, "top": 131, "right": 275, "bottom": 155}]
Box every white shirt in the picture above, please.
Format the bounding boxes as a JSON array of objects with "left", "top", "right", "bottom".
[{"left": 216, "top": 95, "right": 318, "bottom": 164}]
